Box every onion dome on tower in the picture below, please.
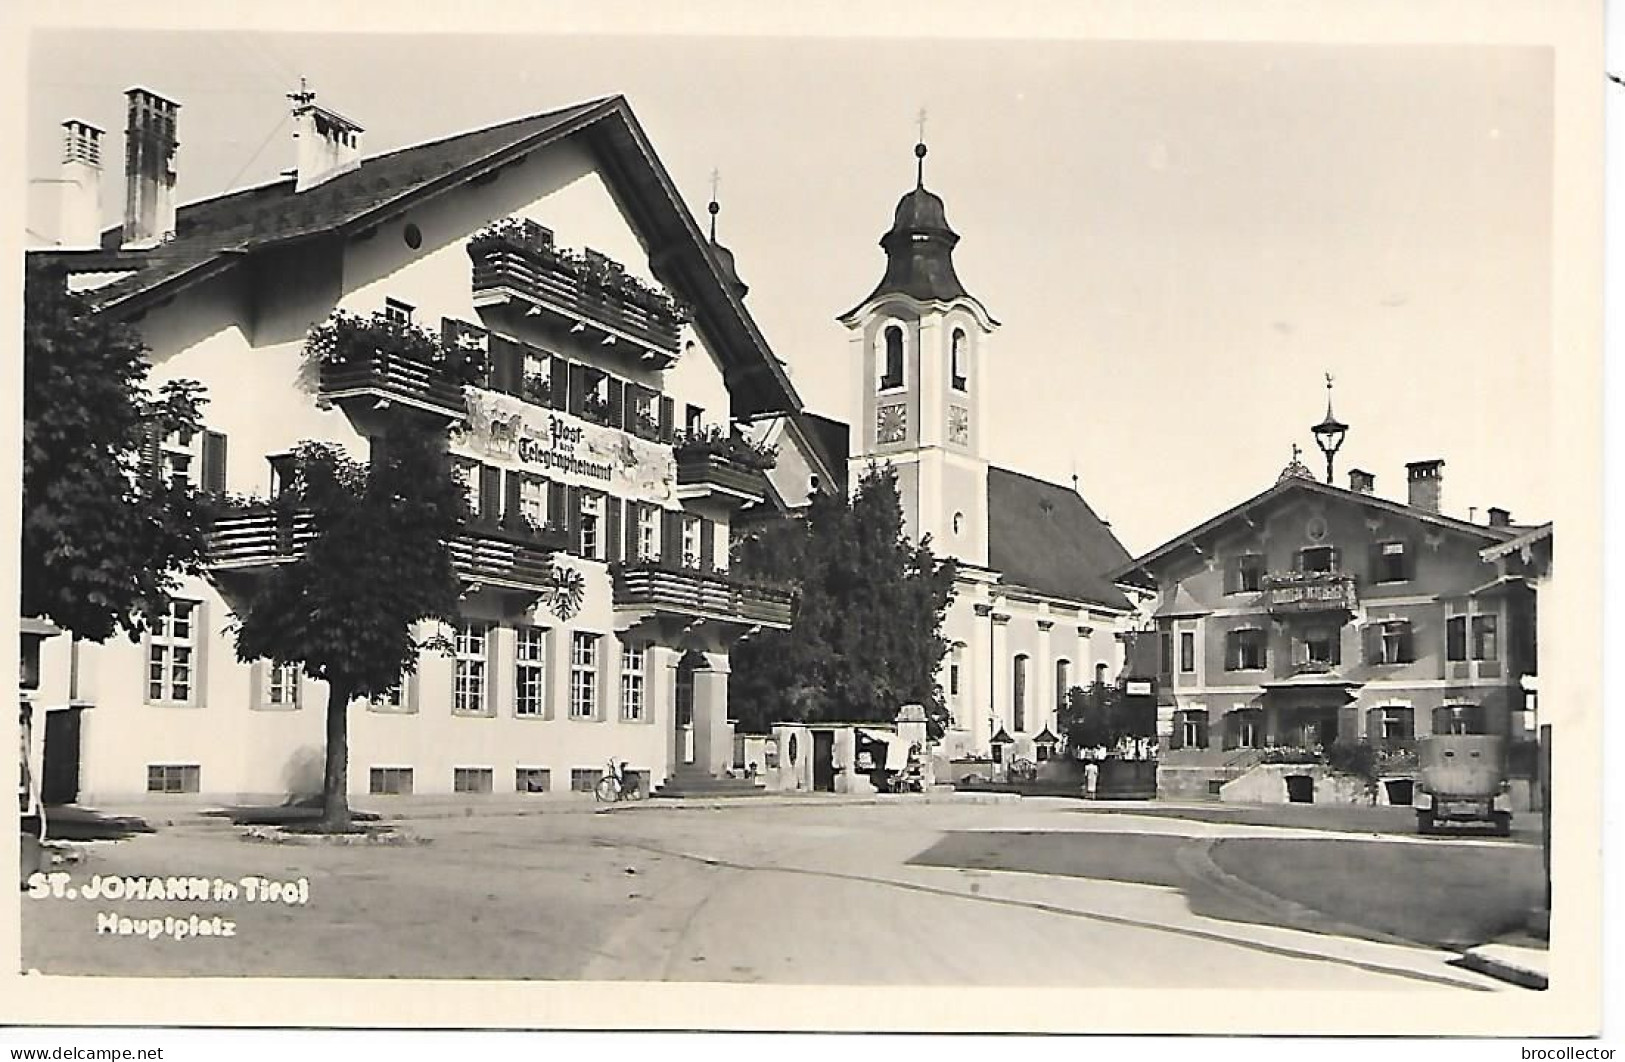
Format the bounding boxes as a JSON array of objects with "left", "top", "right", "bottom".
[
  {"left": 705, "top": 186, "right": 748, "bottom": 301},
  {"left": 858, "top": 140, "right": 971, "bottom": 306}
]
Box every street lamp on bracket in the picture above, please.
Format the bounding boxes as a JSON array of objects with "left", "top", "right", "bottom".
[{"left": 1312, "top": 372, "right": 1348, "bottom": 485}]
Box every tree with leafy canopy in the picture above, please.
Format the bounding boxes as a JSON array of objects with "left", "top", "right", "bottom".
[
  {"left": 1059, "top": 681, "right": 1155, "bottom": 756},
  {"left": 228, "top": 423, "right": 468, "bottom": 830},
  {"left": 22, "top": 259, "right": 210, "bottom": 643},
  {"left": 731, "top": 464, "right": 956, "bottom": 738}
]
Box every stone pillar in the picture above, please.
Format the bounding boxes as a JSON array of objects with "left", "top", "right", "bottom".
[
  {"left": 991, "top": 611, "right": 1011, "bottom": 738},
  {"left": 692, "top": 654, "right": 731, "bottom": 777},
  {"left": 647, "top": 643, "right": 681, "bottom": 783},
  {"left": 1036, "top": 618, "right": 1055, "bottom": 735},
  {"left": 971, "top": 603, "right": 994, "bottom": 755}
]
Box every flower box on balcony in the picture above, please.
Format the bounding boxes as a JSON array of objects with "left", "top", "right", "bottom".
[
  {"left": 309, "top": 310, "right": 480, "bottom": 420},
  {"left": 672, "top": 427, "right": 778, "bottom": 471},
  {"left": 468, "top": 218, "right": 686, "bottom": 362}
]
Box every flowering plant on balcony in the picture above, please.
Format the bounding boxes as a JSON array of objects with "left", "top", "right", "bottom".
[
  {"left": 468, "top": 216, "right": 556, "bottom": 259},
  {"left": 305, "top": 310, "right": 488, "bottom": 387},
  {"left": 628, "top": 407, "right": 661, "bottom": 442},
  {"left": 521, "top": 372, "right": 552, "bottom": 406},
  {"left": 1263, "top": 569, "right": 1354, "bottom": 586},
  {"left": 673, "top": 426, "right": 779, "bottom": 471},
  {"left": 580, "top": 391, "right": 615, "bottom": 426},
  {"left": 1258, "top": 745, "right": 1322, "bottom": 765}
]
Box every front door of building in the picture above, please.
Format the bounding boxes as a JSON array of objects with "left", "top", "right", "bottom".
[
  {"left": 42, "top": 707, "right": 81, "bottom": 806},
  {"left": 675, "top": 654, "right": 698, "bottom": 766},
  {"left": 812, "top": 731, "right": 836, "bottom": 792}
]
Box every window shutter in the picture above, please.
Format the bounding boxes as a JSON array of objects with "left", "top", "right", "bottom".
[
  {"left": 192, "top": 598, "right": 209, "bottom": 708},
  {"left": 549, "top": 356, "right": 568, "bottom": 410},
  {"left": 1196, "top": 716, "right": 1209, "bottom": 750},
  {"left": 546, "top": 479, "right": 567, "bottom": 530},
  {"left": 478, "top": 465, "right": 501, "bottom": 520},
  {"left": 1367, "top": 707, "right": 1381, "bottom": 743},
  {"left": 625, "top": 502, "right": 641, "bottom": 562},
  {"left": 1168, "top": 714, "right": 1184, "bottom": 751},
  {"left": 607, "top": 378, "right": 625, "bottom": 431},
  {"left": 1328, "top": 546, "right": 1341, "bottom": 572},
  {"left": 1364, "top": 625, "right": 1379, "bottom": 664},
  {"left": 565, "top": 485, "right": 583, "bottom": 555},
  {"left": 661, "top": 509, "right": 681, "bottom": 561},
  {"left": 658, "top": 396, "right": 675, "bottom": 443},
  {"left": 489, "top": 336, "right": 521, "bottom": 395},
  {"left": 567, "top": 362, "right": 586, "bottom": 416},
  {"left": 1404, "top": 541, "right": 1417, "bottom": 581},
  {"left": 201, "top": 430, "right": 228, "bottom": 495},
  {"left": 139, "top": 421, "right": 162, "bottom": 480},
  {"left": 1368, "top": 543, "right": 1383, "bottom": 581},
  {"left": 1223, "top": 557, "right": 1238, "bottom": 594},
  {"left": 504, "top": 470, "right": 522, "bottom": 525},
  {"left": 699, "top": 519, "right": 715, "bottom": 572},
  {"left": 605, "top": 496, "right": 623, "bottom": 563}
]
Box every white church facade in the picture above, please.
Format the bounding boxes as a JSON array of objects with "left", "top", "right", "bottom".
[{"left": 839, "top": 142, "right": 1138, "bottom": 762}]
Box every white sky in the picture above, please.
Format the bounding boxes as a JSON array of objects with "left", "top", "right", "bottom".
[{"left": 24, "top": 30, "right": 1555, "bottom": 554}]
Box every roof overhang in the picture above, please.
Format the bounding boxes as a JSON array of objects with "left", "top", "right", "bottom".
[{"left": 836, "top": 291, "right": 1000, "bottom": 331}]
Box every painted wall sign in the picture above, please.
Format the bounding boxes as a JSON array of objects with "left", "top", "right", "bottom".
[{"left": 459, "top": 391, "right": 676, "bottom": 501}]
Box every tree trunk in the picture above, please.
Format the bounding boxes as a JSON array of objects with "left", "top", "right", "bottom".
[{"left": 321, "top": 680, "right": 353, "bottom": 831}]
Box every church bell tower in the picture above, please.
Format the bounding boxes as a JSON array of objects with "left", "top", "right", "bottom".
[{"left": 839, "top": 134, "right": 999, "bottom": 568}]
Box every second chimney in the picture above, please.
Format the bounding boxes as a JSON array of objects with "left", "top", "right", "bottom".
[
  {"left": 1348, "top": 468, "right": 1375, "bottom": 494},
  {"left": 58, "top": 120, "right": 104, "bottom": 249},
  {"left": 290, "top": 86, "right": 363, "bottom": 193},
  {"left": 1488, "top": 507, "right": 1512, "bottom": 528},
  {"left": 1406, "top": 459, "right": 1444, "bottom": 513},
  {"left": 122, "top": 87, "right": 179, "bottom": 249}
]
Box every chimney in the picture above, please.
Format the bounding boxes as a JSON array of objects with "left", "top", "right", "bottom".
[
  {"left": 1488, "top": 507, "right": 1512, "bottom": 528},
  {"left": 1348, "top": 468, "right": 1375, "bottom": 494},
  {"left": 122, "top": 87, "right": 179, "bottom": 249},
  {"left": 1405, "top": 459, "right": 1444, "bottom": 513},
  {"left": 58, "top": 120, "right": 104, "bottom": 249},
  {"left": 289, "top": 84, "right": 363, "bottom": 193}
]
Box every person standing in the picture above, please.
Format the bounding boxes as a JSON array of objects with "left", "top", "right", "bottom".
[{"left": 1083, "top": 759, "right": 1100, "bottom": 801}]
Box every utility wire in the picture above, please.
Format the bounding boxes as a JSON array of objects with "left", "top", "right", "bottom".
[{"left": 225, "top": 112, "right": 290, "bottom": 191}]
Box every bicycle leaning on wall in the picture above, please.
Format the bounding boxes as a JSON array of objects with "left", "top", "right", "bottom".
[{"left": 594, "top": 759, "right": 645, "bottom": 803}]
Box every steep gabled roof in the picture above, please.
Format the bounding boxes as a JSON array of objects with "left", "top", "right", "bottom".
[
  {"left": 1111, "top": 475, "right": 1523, "bottom": 586},
  {"left": 31, "top": 96, "right": 803, "bottom": 419},
  {"left": 986, "top": 466, "right": 1133, "bottom": 612}
]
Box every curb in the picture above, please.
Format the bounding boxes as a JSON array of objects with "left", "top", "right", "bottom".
[
  {"left": 1456, "top": 946, "right": 1549, "bottom": 990},
  {"left": 597, "top": 792, "right": 1023, "bottom": 813}
]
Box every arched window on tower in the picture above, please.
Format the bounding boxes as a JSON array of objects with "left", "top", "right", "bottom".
[
  {"left": 951, "top": 328, "right": 968, "bottom": 391},
  {"left": 1012, "top": 654, "right": 1029, "bottom": 733},
  {"left": 880, "top": 325, "right": 904, "bottom": 390}
]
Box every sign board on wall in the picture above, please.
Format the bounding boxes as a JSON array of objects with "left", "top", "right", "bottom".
[
  {"left": 458, "top": 391, "right": 676, "bottom": 503},
  {"left": 1124, "top": 680, "right": 1154, "bottom": 697}
]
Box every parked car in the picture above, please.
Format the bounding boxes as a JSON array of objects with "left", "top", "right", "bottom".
[{"left": 1413, "top": 734, "right": 1513, "bottom": 836}]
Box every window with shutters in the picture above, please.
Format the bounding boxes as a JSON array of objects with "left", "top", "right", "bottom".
[
  {"left": 453, "top": 622, "right": 491, "bottom": 715},
  {"left": 580, "top": 493, "right": 603, "bottom": 560},
  {"left": 260, "top": 660, "right": 301, "bottom": 710},
  {"left": 383, "top": 298, "right": 414, "bottom": 323},
  {"left": 1471, "top": 614, "right": 1499, "bottom": 661},
  {"left": 1225, "top": 628, "right": 1266, "bottom": 671},
  {"left": 637, "top": 505, "right": 659, "bottom": 561},
  {"left": 570, "top": 633, "right": 599, "bottom": 720},
  {"left": 455, "top": 460, "right": 481, "bottom": 518},
  {"left": 1178, "top": 710, "right": 1209, "bottom": 750},
  {"left": 1372, "top": 621, "right": 1415, "bottom": 665},
  {"left": 1231, "top": 554, "right": 1264, "bottom": 594},
  {"left": 581, "top": 368, "right": 613, "bottom": 425},
  {"left": 145, "top": 599, "right": 200, "bottom": 705},
  {"left": 156, "top": 430, "right": 195, "bottom": 490},
  {"left": 1298, "top": 545, "right": 1336, "bottom": 573},
  {"left": 518, "top": 475, "right": 548, "bottom": 528},
  {"left": 1301, "top": 626, "right": 1339, "bottom": 666},
  {"left": 628, "top": 389, "right": 658, "bottom": 440},
  {"left": 879, "top": 325, "right": 905, "bottom": 390},
  {"left": 1376, "top": 706, "right": 1415, "bottom": 745},
  {"left": 620, "top": 641, "right": 646, "bottom": 722},
  {"left": 681, "top": 515, "right": 702, "bottom": 569},
  {"left": 521, "top": 350, "right": 550, "bottom": 405},
  {"left": 1374, "top": 541, "right": 1411, "bottom": 583},
  {"left": 1446, "top": 615, "right": 1468, "bottom": 661},
  {"left": 685, "top": 405, "right": 704, "bottom": 436},
  {"left": 515, "top": 626, "right": 547, "bottom": 718}
]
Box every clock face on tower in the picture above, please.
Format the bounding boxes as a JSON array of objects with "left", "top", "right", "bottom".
[
  {"left": 877, "top": 403, "right": 907, "bottom": 444},
  {"left": 948, "top": 405, "right": 970, "bottom": 445}
]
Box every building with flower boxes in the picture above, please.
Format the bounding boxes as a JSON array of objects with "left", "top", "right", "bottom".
[
  {"left": 26, "top": 89, "right": 841, "bottom": 804},
  {"left": 1110, "top": 455, "right": 1544, "bottom": 807}
]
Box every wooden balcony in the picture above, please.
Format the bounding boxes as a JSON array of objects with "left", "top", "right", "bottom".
[
  {"left": 205, "top": 506, "right": 568, "bottom": 591},
  {"left": 1261, "top": 571, "right": 1359, "bottom": 616},
  {"left": 612, "top": 561, "right": 793, "bottom": 629},
  {"left": 318, "top": 349, "right": 469, "bottom": 423},
  {"left": 674, "top": 453, "right": 766, "bottom": 507},
  {"left": 469, "top": 235, "right": 682, "bottom": 366}
]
